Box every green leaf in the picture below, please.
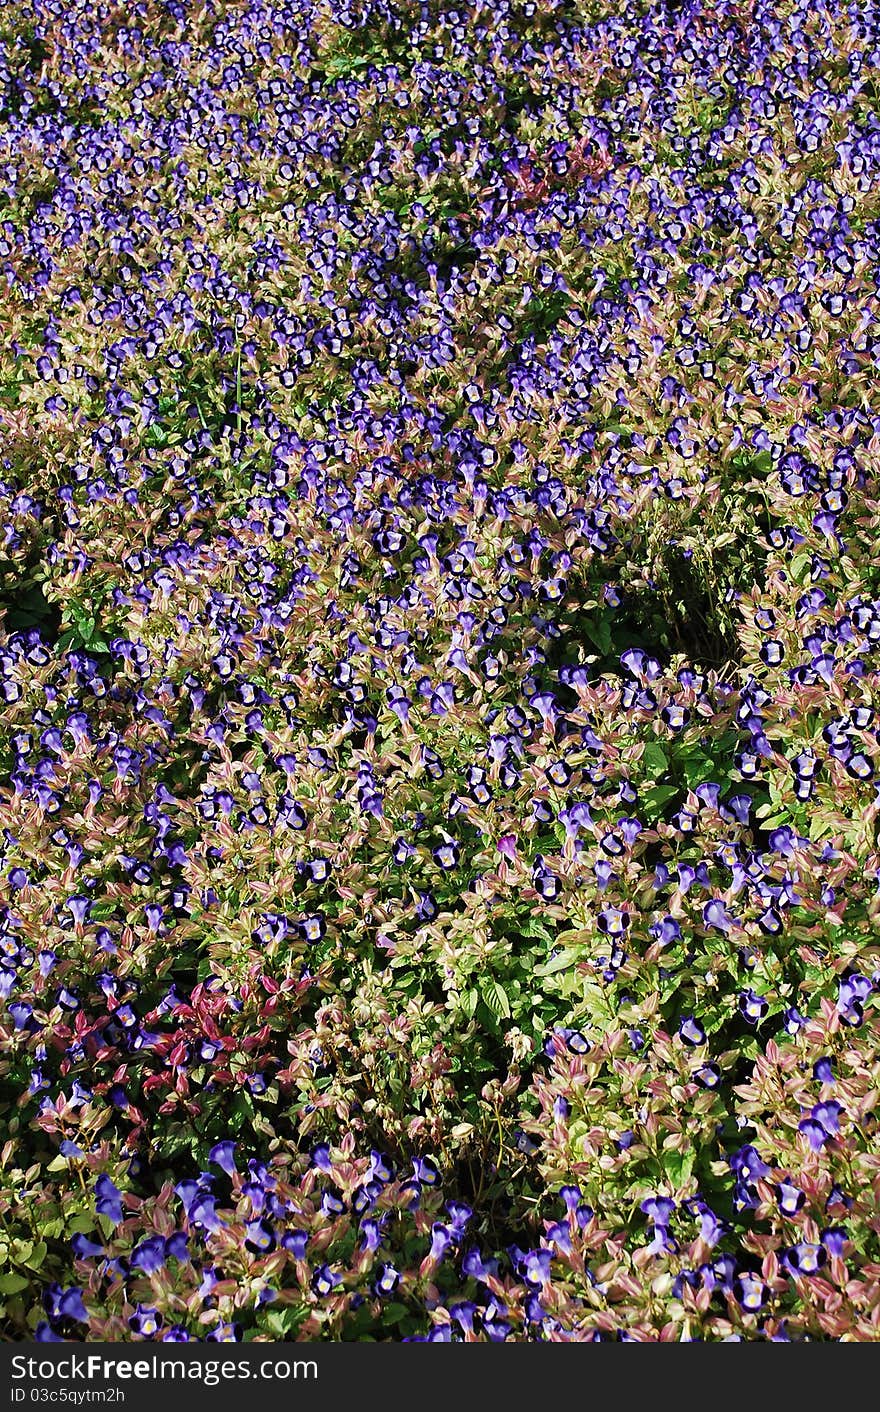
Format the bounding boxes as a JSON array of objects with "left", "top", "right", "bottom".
[
  {"left": 383, "top": 1303, "right": 411, "bottom": 1325},
  {"left": 522, "top": 917, "right": 554, "bottom": 943},
  {"left": 36, "top": 1219, "right": 64, "bottom": 1241},
  {"left": 641, "top": 784, "right": 678, "bottom": 817},
  {"left": 584, "top": 614, "right": 613, "bottom": 655},
  {"left": 535, "top": 949, "right": 577, "bottom": 977},
  {"left": 229, "top": 1094, "right": 256, "bottom": 1131},
  {"left": 70, "top": 607, "right": 94, "bottom": 631},
  {"left": 681, "top": 752, "right": 716, "bottom": 787},
  {"left": 789, "top": 552, "right": 810, "bottom": 579},
  {"left": 737, "top": 1036, "right": 761, "bottom": 1062},
  {"left": 23, "top": 1241, "right": 46, "bottom": 1270},
  {"left": 461, "top": 988, "right": 479, "bottom": 1019},
  {"left": 68, "top": 1215, "right": 97, "bottom": 1235},
  {"left": 260, "top": 1306, "right": 309, "bottom": 1338},
  {"left": 480, "top": 979, "right": 511, "bottom": 1021},
  {"left": 0, "top": 1273, "right": 29, "bottom": 1295},
  {"left": 641, "top": 742, "right": 669, "bottom": 778},
  {"left": 756, "top": 809, "right": 788, "bottom": 828},
  {"left": 662, "top": 1149, "right": 696, "bottom": 1185}
]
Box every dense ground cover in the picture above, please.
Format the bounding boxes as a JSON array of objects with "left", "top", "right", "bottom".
[{"left": 1, "top": 0, "right": 880, "bottom": 1343}]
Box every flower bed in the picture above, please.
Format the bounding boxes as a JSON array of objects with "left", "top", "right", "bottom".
[{"left": 1, "top": 0, "right": 880, "bottom": 1342}]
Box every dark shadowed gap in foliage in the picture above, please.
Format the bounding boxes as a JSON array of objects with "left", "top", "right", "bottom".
[
  {"left": 22, "top": 32, "right": 49, "bottom": 70},
  {"left": 0, "top": 576, "right": 62, "bottom": 640},
  {"left": 431, "top": 240, "right": 480, "bottom": 284},
  {"left": 628, "top": 550, "right": 743, "bottom": 669},
  {"left": 1, "top": 513, "right": 66, "bottom": 645},
  {"left": 543, "top": 497, "right": 774, "bottom": 688},
  {"left": 450, "top": 1156, "right": 540, "bottom": 1247},
  {"left": 542, "top": 577, "right": 740, "bottom": 687},
  {"left": 498, "top": 292, "right": 573, "bottom": 375}
]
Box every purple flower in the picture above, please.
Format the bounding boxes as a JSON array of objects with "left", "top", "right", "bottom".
[
  {"left": 71, "top": 1234, "right": 104, "bottom": 1260},
  {"left": 189, "top": 1195, "right": 224, "bottom": 1233},
  {"left": 546, "top": 1220, "right": 573, "bottom": 1254},
  {"left": 129, "top": 1305, "right": 162, "bottom": 1337},
  {"left": 209, "top": 1141, "right": 237, "bottom": 1176},
  {"left": 374, "top": 1263, "right": 400, "bottom": 1297},
  {"left": 737, "top": 1274, "right": 765, "bottom": 1312},
  {"left": 703, "top": 899, "right": 734, "bottom": 933},
  {"left": 34, "top": 1323, "right": 66, "bottom": 1343},
  {"left": 413, "top": 1157, "right": 441, "bottom": 1186},
  {"left": 641, "top": 1196, "right": 676, "bottom": 1226},
  {"left": 450, "top": 1301, "right": 477, "bottom": 1335},
  {"left": 359, "top": 1221, "right": 382, "bottom": 1254},
  {"left": 784, "top": 1243, "right": 826, "bottom": 1276},
  {"left": 620, "top": 649, "right": 661, "bottom": 680},
  {"left": 462, "top": 1248, "right": 499, "bottom": 1283},
  {"left": 44, "top": 1285, "right": 88, "bottom": 1325},
  {"left": 95, "top": 1175, "right": 123, "bottom": 1224},
  {"left": 837, "top": 973, "right": 872, "bottom": 1026},
  {"left": 432, "top": 840, "right": 460, "bottom": 870},
  {"left": 65, "top": 896, "right": 91, "bottom": 926},
  {"left": 205, "top": 1321, "right": 241, "bottom": 1343},
  {"left": 730, "top": 1146, "right": 770, "bottom": 1182},
  {"left": 811, "top": 1101, "right": 843, "bottom": 1138},
  {"left": 130, "top": 1237, "right": 166, "bottom": 1274},
  {"left": 165, "top": 1233, "right": 189, "bottom": 1263},
  {"left": 446, "top": 1201, "right": 472, "bottom": 1237},
  {"left": 545, "top": 1027, "right": 590, "bottom": 1056},
  {"left": 776, "top": 1180, "right": 804, "bottom": 1216},
  {"left": 799, "top": 1119, "right": 829, "bottom": 1153},
  {"left": 821, "top": 1228, "right": 847, "bottom": 1258},
  {"left": 678, "top": 1016, "right": 706, "bottom": 1046},
  {"left": 245, "top": 1221, "right": 276, "bottom": 1253},
  {"left": 650, "top": 916, "right": 680, "bottom": 946},
  {"left": 521, "top": 1248, "right": 553, "bottom": 1288},
  {"left": 311, "top": 1265, "right": 341, "bottom": 1297},
  {"left": 739, "top": 989, "right": 768, "bottom": 1024}
]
